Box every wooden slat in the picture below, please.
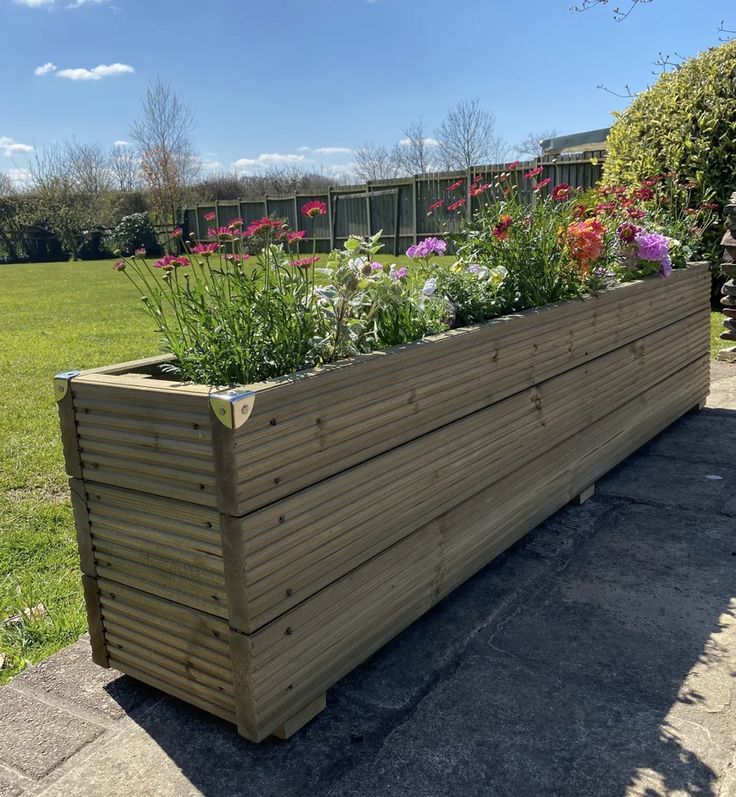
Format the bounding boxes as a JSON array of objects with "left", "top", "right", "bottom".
[
  {"left": 225, "top": 310, "right": 708, "bottom": 631},
  {"left": 236, "top": 357, "right": 706, "bottom": 738}
]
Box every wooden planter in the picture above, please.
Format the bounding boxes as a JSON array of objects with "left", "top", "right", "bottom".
[{"left": 56, "top": 263, "right": 711, "bottom": 742}]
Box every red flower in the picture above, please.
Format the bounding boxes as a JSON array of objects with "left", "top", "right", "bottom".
[
  {"left": 505, "top": 160, "right": 521, "bottom": 170},
  {"left": 470, "top": 183, "right": 491, "bottom": 198},
  {"left": 428, "top": 199, "right": 444, "bottom": 212},
  {"left": 523, "top": 166, "right": 543, "bottom": 180},
  {"left": 594, "top": 202, "right": 617, "bottom": 216},
  {"left": 301, "top": 200, "right": 327, "bottom": 218},
  {"left": 245, "top": 217, "right": 283, "bottom": 237},
  {"left": 551, "top": 183, "right": 571, "bottom": 202},
  {"left": 203, "top": 211, "right": 216, "bottom": 222},
  {"left": 533, "top": 177, "right": 552, "bottom": 193},
  {"left": 447, "top": 198, "right": 466, "bottom": 211},
  {"left": 287, "top": 230, "right": 306, "bottom": 242},
  {"left": 684, "top": 208, "right": 699, "bottom": 216},
  {"left": 492, "top": 213, "right": 513, "bottom": 241},
  {"left": 626, "top": 208, "right": 645, "bottom": 219},
  {"left": 572, "top": 204, "right": 587, "bottom": 219},
  {"left": 229, "top": 217, "right": 244, "bottom": 229},
  {"left": 701, "top": 202, "right": 719, "bottom": 210},
  {"left": 632, "top": 187, "right": 654, "bottom": 201},
  {"left": 170, "top": 228, "right": 183, "bottom": 239},
  {"left": 291, "top": 256, "right": 320, "bottom": 268},
  {"left": 447, "top": 179, "right": 465, "bottom": 191}
]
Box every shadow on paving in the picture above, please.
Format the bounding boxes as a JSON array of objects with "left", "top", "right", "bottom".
[{"left": 101, "top": 407, "right": 736, "bottom": 797}]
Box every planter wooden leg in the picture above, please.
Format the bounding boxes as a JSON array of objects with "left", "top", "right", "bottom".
[
  {"left": 689, "top": 399, "right": 707, "bottom": 412},
  {"left": 272, "top": 694, "right": 326, "bottom": 740},
  {"left": 569, "top": 483, "right": 595, "bottom": 506}
]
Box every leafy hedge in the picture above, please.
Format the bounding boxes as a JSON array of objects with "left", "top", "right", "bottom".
[{"left": 605, "top": 40, "right": 736, "bottom": 267}]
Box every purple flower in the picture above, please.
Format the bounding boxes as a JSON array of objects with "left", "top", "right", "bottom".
[
  {"left": 466, "top": 264, "right": 480, "bottom": 274},
  {"left": 389, "top": 267, "right": 408, "bottom": 280},
  {"left": 635, "top": 231, "right": 671, "bottom": 266},
  {"left": 371, "top": 261, "right": 384, "bottom": 271},
  {"left": 422, "top": 278, "right": 437, "bottom": 296},
  {"left": 406, "top": 237, "right": 447, "bottom": 259}
]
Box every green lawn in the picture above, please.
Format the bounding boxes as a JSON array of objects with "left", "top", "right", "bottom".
[
  {"left": 0, "top": 259, "right": 729, "bottom": 682},
  {"left": 710, "top": 311, "right": 732, "bottom": 359}
]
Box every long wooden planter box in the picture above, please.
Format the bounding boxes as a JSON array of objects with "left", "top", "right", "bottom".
[{"left": 56, "top": 263, "right": 711, "bottom": 741}]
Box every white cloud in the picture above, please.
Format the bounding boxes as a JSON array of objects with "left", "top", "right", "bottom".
[
  {"left": 34, "top": 62, "right": 57, "bottom": 76},
  {"left": 14, "top": 0, "right": 55, "bottom": 7},
  {"left": 67, "top": 0, "right": 109, "bottom": 7},
  {"left": 299, "top": 145, "right": 353, "bottom": 155},
  {"left": 4, "top": 168, "right": 30, "bottom": 187},
  {"left": 52, "top": 63, "right": 134, "bottom": 81},
  {"left": 200, "top": 159, "right": 223, "bottom": 171},
  {"left": 231, "top": 153, "right": 310, "bottom": 172},
  {"left": 0, "top": 137, "right": 34, "bottom": 156},
  {"left": 399, "top": 137, "right": 440, "bottom": 147},
  {"left": 112, "top": 139, "right": 130, "bottom": 147}
]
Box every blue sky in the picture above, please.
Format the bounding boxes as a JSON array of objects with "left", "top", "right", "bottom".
[{"left": 0, "top": 0, "right": 732, "bottom": 182}]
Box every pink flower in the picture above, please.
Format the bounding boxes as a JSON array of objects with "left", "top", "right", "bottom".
[
  {"left": 533, "top": 178, "right": 552, "bottom": 193},
  {"left": 291, "top": 256, "right": 320, "bottom": 268},
  {"left": 190, "top": 242, "right": 220, "bottom": 255},
  {"left": 229, "top": 217, "right": 244, "bottom": 229},
  {"left": 633, "top": 187, "right": 654, "bottom": 201},
  {"left": 301, "top": 200, "right": 327, "bottom": 218},
  {"left": 506, "top": 160, "right": 521, "bottom": 170},
  {"left": 287, "top": 230, "right": 306, "bottom": 242},
  {"left": 208, "top": 226, "right": 234, "bottom": 240},
  {"left": 428, "top": 199, "right": 444, "bottom": 213},
  {"left": 169, "top": 228, "right": 183, "bottom": 239},
  {"left": 113, "top": 260, "right": 126, "bottom": 271},
  {"left": 244, "top": 217, "right": 282, "bottom": 237},
  {"left": 447, "top": 198, "right": 466, "bottom": 211},
  {"left": 203, "top": 211, "right": 216, "bottom": 222},
  {"left": 447, "top": 179, "right": 464, "bottom": 192},
  {"left": 153, "top": 255, "right": 190, "bottom": 270},
  {"left": 523, "top": 166, "right": 544, "bottom": 180},
  {"left": 626, "top": 208, "right": 645, "bottom": 219},
  {"left": 226, "top": 253, "right": 250, "bottom": 263},
  {"left": 134, "top": 247, "right": 146, "bottom": 258}
]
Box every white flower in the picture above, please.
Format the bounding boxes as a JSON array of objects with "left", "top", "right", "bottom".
[
  {"left": 422, "top": 278, "right": 437, "bottom": 296},
  {"left": 488, "top": 266, "right": 508, "bottom": 287}
]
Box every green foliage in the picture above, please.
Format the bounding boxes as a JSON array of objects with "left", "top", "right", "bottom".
[
  {"left": 113, "top": 212, "right": 160, "bottom": 256},
  {"left": 605, "top": 40, "right": 736, "bottom": 261}
]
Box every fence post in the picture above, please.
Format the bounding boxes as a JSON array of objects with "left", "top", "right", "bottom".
[
  {"left": 327, "top": 187, "right": 336, "bottom": 250},
  {"left": 411, "top": 176, "right": 418, "bottom": 245}
]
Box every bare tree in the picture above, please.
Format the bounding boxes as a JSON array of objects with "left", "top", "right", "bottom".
[
  {"left": 353, "top": 142, "right": 400, "bottom": 182},
  {"left": 435, "top": 99, "right": 508, "bottom": 170},
  {"left": 130, "top": 79, "right": 199, "bottom": 225},
  {"left": 110, "top": 143, "right": 141, "bottom": 192},
  {"left": 513, "top": 129, "right": 560, "bottom": 160},
  {"left": 571, "top": 0, "right": 652, "bottom": 21},
  {"left": 26, "top": 144, "right": 97, "bottom": 257},
  {"left": 393, "top": 117, "right": 435, "bottom": 175}
]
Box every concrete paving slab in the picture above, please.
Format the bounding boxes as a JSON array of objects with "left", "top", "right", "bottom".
[
  {"left": 0, "top": 688, "right": 102, "bottom": 780},
  {"left": 598, "top": 452, "right": 736, "bottom": 515},
  {"left": 11, "top": 637, "right": 159, "bottom": 724}
]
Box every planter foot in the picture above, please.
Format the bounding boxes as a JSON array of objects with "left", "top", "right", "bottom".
[
  {"left": 272, "top": 694, "right": 326, "bottom": 740},
  {"left": 689, "top": 400, "right": 707, "bottom": 412},
  {"left": 569, "top": 484, "right": 595, "bottom": 506}
]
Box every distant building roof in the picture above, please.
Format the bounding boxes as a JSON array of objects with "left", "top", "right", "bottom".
[{"left": 541, "top": 128, "right": 610, "bottom": 156}]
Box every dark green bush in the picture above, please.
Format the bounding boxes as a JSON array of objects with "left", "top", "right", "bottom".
[{"left": 113, "top": 212, "right": 161, "bottom": 256}]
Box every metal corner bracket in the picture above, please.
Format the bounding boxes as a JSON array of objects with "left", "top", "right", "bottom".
[
  {"left": 209, "top": 388, "right": 256, "bottom": 430},
  {"left": 53, "top": 370, "right": 81, "bottom": 402}
]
